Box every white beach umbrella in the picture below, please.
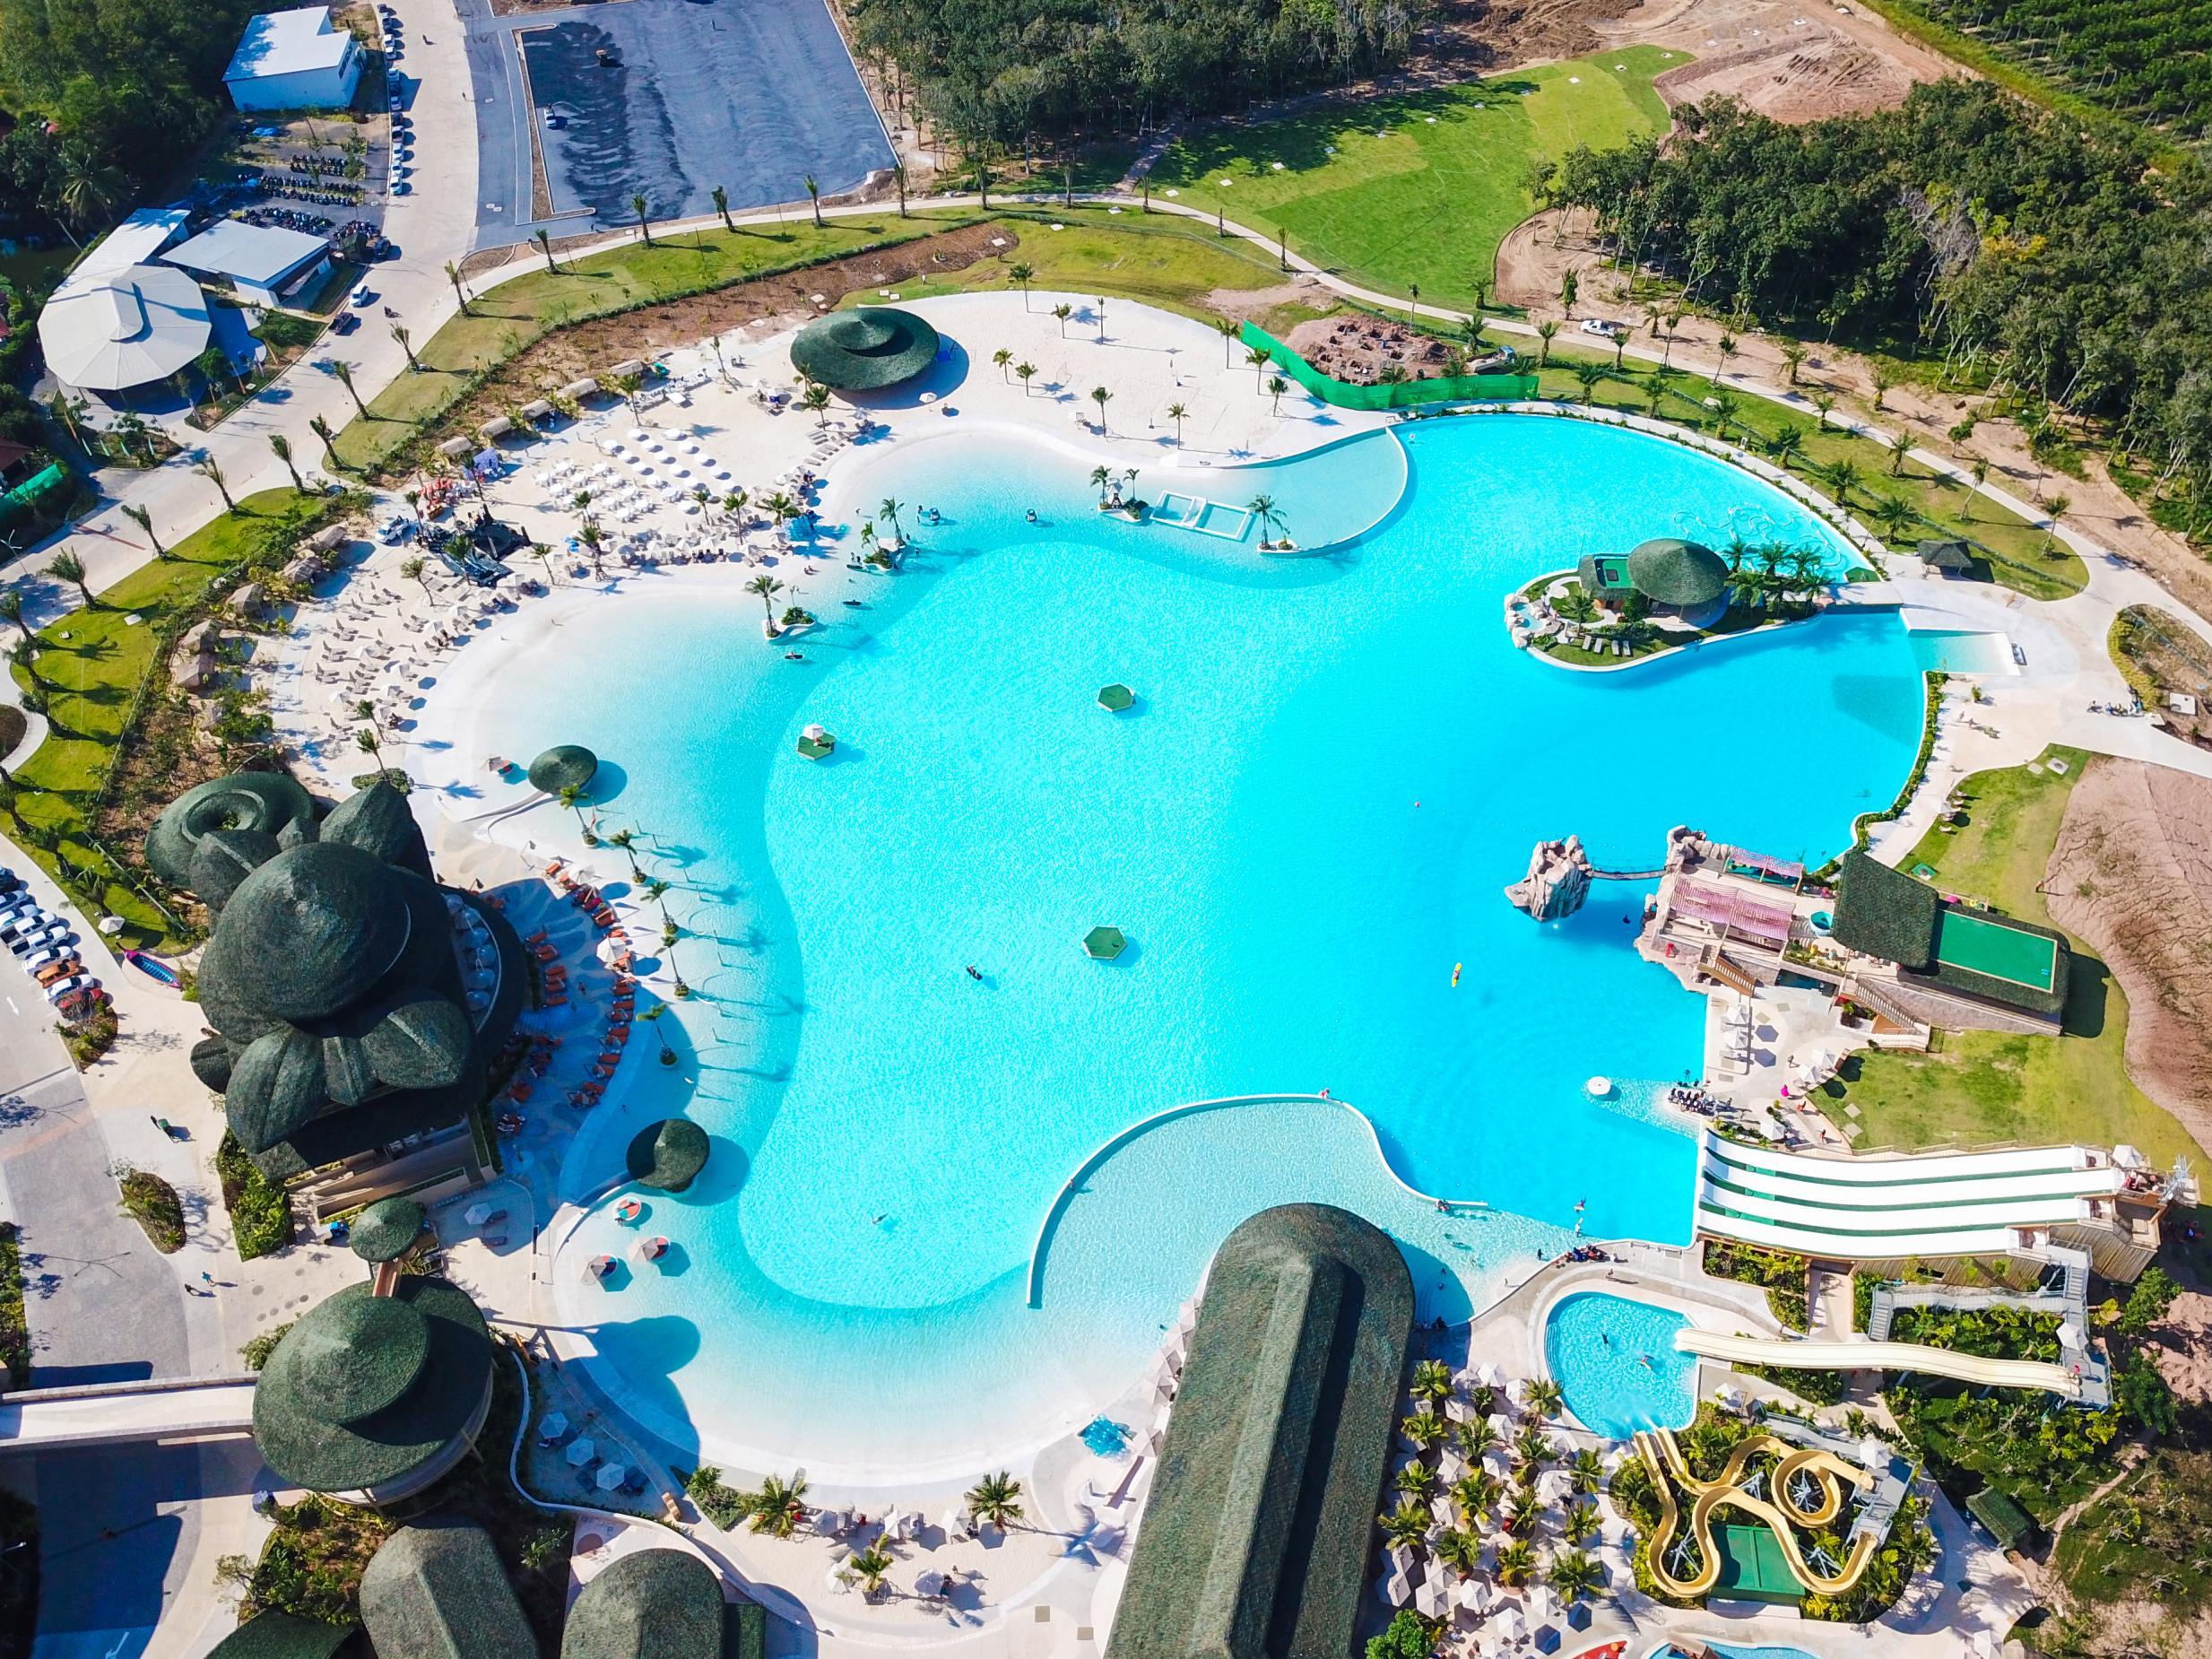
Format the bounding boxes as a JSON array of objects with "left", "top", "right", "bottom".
[
  {"left": 565, "top": 1437, "right": 596, "bottom": 1466},
  {"left": 464, "top": 1202, "right": 493, "bottom": 1227},
  {"left": 1482, "top": 1450, "right": 1514, "bottom": 1482},
  {"left": 1475, "top": 1361, "right": 1503, "bottom": 1388},
  {"left": 1444, "top": 1397, "right": 1472, "bottom": 1424},
  {"left": 940, "top": 1508, "right": 970, "bottom": 1538},
  {"left": 1491, "top": 1607, "right": 1525, "bottom": 1643},
  {"left": 1538, "top": 1469, "right": 1573, "bottom": 1504},
  {"left": 1487, "top": 1411, "right": 1514, "bottom": 1437},
  {"left": 1430, "top": 1496, "right": 1455, "bottom": 1529},
  {"left": 1505, "top": 1377, "right": 1531, "bottom": 1406},
  {"left": 1727, "top": 1000, "right": 1756, "bottom": 1026},
  {"left": 1858, "top": 1437, "right": 1892, "bottom": 1471},
  {"left": 1413, "top": 1579, "right": 1444, "bottom": 1620},
  {"left": 1383, "top": 1568, "right": 1412, "bottom": 1607},
  {"left": 1526, "top": 1585, "right": 1560, "bottom": 1627},
  {"left": 1438, "top": 1448, "right": 1467, "bottom": 1482},
  {"left": 596, "top": 1463, "right": 628, "bottom": 1492},
  {"left": 1454, "top": 1577, "right": 1490, "bottom": 1614},
  {"left": 1967, "top": 1631, "right": 2000, "bottom": 1659},
  {"left": 915, "top": 1569, "right": 948, "bottom": 1596},
  {"left": 537, "top": 1411, "right": 568, "bottom": 1440},
  {"left": 825, "top": 1568, "right": 850, "bottom": 1595},
  {"left": 1386, "top": 1542, "right": 1416, "bottom": 1576},
  {"left": 814, "top": 1509, "right": 842, "bottom": 1536}
]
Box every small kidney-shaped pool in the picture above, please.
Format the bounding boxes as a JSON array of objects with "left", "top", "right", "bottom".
[{"left": 1544, "top": 1290, "right": 1699, "bottom": 1438}]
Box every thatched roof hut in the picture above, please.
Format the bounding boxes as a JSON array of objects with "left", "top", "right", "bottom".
[
  {"left": 1104, "top": 1203, "right": 1413, "bottom": 1659},
  {"left": 205, "top": 1610, "right": 355, "bottom": 1658},
  {"left": 360, "top": 1519, "right": 536, "bottom": 1659},
  {"left": 349, "top": 1195, "right": 426, "bottom": 1264},
  {"left": 561, "top": 1548, "right": 728, "bottom": 1659},
  {"left": 528, "top": 744, "right": 598, "bottom": 795},
  {"left": 146, "top": 770, "right": 318, "bottom": 890},
  {"left": 789, "top": 308, "right": 939, "bottom": 391},
  {"left": 1625, "top": 537, "right": 1730, "bottom": 609},
  {"left": 626, "top": 1119, "right": 709, "bottom": 1192}
]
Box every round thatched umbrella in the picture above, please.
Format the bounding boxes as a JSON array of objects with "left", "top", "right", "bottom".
[
  {"left": 349, "top": 1195, "right": 426, "bottom": 1264},
  {"left": 1082, "top": 925, "right": 1128, "bottom": 960},
  {"left": 1625, "top": 537, "right": 1729, "bottom": 610},
  {"left": 1097, "top": 684, "right": 1135, "bottom": 713},
  {"left": 625, "top": 1119, "right": 709, "bottom": 1192},
  {"left": 788, "top": 308, "right": 941, "bottom": 391},
  {"left": 528, "top": 744, "right": 599, "bottom": 795}
]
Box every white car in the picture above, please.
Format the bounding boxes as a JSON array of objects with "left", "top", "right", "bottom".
[
  {"left": 9, "top": 927, "right": 67, "bottom": 956},
  {"left": 20, "top": 947, "right": 69, "bottom": 973},
  {"left": 350, "top": 282, "right": 375, "bottom": 307},
  {"left": 1579, "top": 317, "right": 1625, "bottom": 339},
  {"left": 44, "top": 976, "right": 98, "bottom": 1006}
]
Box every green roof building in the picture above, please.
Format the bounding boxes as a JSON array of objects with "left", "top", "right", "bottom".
[
  {"left": 250, "top": 1277, "right": 495, "bottom": 1502},
  {"left": 360, "top": 1518, "right": 537, "bottom": 1659},
  {"left": 788, "top": 308, "right": 941, "bottom": 391},
  {"left": 204, "top": 1611, "right": 356, "bottom": 1659},
  {"left": 626, "top": 1119, "right": 710, "bottom": 1193},
  {"left": 348, "top": 1195, "right": 427, "bottom": 1264},
  {"left": 1831, "top": 851, "right": 2069, "bottom": 1021},
  {"left": 1105, "top": 1203, "right": 1414, "bottom": 1659},
  {"left": 1576, "top": 537, "right": 1731, "bottom": 616},
  {"left": 562, "top": 1548, "right": 733, "bottom": 1659}
]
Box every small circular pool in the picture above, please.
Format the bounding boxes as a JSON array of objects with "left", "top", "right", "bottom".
[{"left": 1543, "top": 1290, "right": 1698, "bottom": 1438}]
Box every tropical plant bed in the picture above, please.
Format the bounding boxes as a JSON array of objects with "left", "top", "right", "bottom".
[
  {"left": 217, "top": 1132, "right": 294, "bottom": 1260},
  {"left": 1701, "top": 1238, "right": 1810, "bottom": 1331},
  {"left": 0, "top": 1221, "right": 30, "bottom": 1388},
  {"left": 115, "top": 1166, "right": 185, "bottom": 1254}
]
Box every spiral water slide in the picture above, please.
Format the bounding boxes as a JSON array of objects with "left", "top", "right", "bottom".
[{"left": 1632, "top": 1427, "right": 1879, "bottom": 1600}]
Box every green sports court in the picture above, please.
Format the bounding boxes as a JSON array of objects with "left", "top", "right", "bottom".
[{"left": 1934, "top": 909, "right": 2061, "bottom": 993}]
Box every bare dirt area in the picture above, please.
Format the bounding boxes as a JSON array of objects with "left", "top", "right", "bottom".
[
  {"left": 1286, "top": 314, "right": 1505, "bottom": 383},
  {"left": 1419, "top": 0, "right": 1647, "bottom": 71},
  {"left": 2044, "top": 760, "right": 2212, "bottom": 1155},
  {"left": 1494, "top": 207, "right": 1612, "bottom": 311},
  {"left": 1595, "top": 0, "right": 1957, "bottom": 119}
]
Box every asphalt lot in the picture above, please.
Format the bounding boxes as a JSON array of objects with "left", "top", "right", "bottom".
[{"left": 463, "top": 0, "right": 894, "bottom": 246}]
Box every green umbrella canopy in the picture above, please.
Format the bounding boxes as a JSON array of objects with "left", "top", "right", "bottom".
[
  {"left": 1083, "top": 925, "right": 1127, "bottom": 960},
  {"left": 626, "top": 1119, "right": 709, "bottom": 1193},
  {"left": 529, "top": 745, "right": 599, "bottom": 795},
  {"left": 1625, "top": 537, "right": 1730, "bottom": 608},
  {"left": 560, "top": 1548, "right": 727, "bottom": 1659},
  {"left": 147, "top": 771, "right": 318, "bottom": 890},
  {"left": 1097, "top": 684, "right": 1135, "bottom": 713},
  {"left": 350, "top": 1195, "right": 426, "bottom": 1263},
  {"left": 789, "top": 308, "right": 941, "bottom": 391}
]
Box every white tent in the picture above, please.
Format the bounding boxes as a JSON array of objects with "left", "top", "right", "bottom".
[
  {"left": 565, "top": 1437, "right": 597, "bottom": 1466},
  {"left": 39, "top": 262, "right": 211, "bottom": 392},
  {"left": 1412, "top": 1578, "right": 1444, "bottom": 1619}
]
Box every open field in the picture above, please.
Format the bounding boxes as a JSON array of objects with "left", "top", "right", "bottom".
[
  {"left": 1826, "top": 746, "right": 2203, "bottom": 1168},
  {"left": 1140, "top": 48, "right": 1677, "bottom": 311}
]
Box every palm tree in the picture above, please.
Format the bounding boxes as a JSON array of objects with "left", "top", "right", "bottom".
[
  {"left": 993, "top": 347, "right": 1013, "bottom": 381},
  {"left": 1570, "top": 362, "right": 1605, "bottom": 405},
  {"left": 1377, "top": 1498, "right": 1429, "bottom": 1550},
  {"left": 847, "top": 1542, "right": 893, "bottom": 1597},
  {"left": 269, "top": 433, "right": 303, "bottom": 491},
  {"left": 1167, "top": 401, "right": 1187, "bottom": 445},
  {"left": 966, "top": 1471, "right": 1023, "bottom": 1529},
  {"left": 354, "top": 726, "right": 387, "bottom": 778},
  {"left": 604, "top": 826, "right": 646, "bottom": 881},
  {"left": 1407, "top": 282, "right": 1419, "bottom": 322},
  {"left": 1547, "top": 1548, "right": 1602, "bottom": 1603},
  {"left": 1711, "top": 390, "right": 1740, "bottom": 443},
  {"left": 1870, "top": 494, "right": 1916, "bottom": 544},
  {"left": 1434, "top": 1527, "right": 1482, "bottom": 1578},
  {"left": 1454, "top": 1417, "right": 1501, "bottom": 1460},
  {"left": 1513, "top": 1423, "right": 1555, "bottom": 1467},
  {"left": 1215, "top": 315, "right": 1239, "bottom": 366},
  {"left": 1716, "top": 332, "right": 1739, "bottom": 379},
  {"left": 1526, "top": 1377, "right": 1564, "bottom": 1419},
  {"left": 1558, "top": 267, "right": 1578, "bottom": 316},
  {"left": 1817, "top": 457, "right": 1860, "bottom": 508},
  {"left": 749, "top": 1472, "right": 808, "bottom": 1536},
  {"left": 1766, "top": 423, "right": 1807, "bottom": 468},
  {"left": 0, "top": 591, "right": 28, "bottom": 646},
  {"left": 1397, "top": 1459, "right": 1439, "bottom": 1500},
  {"left": 1871, "top": 366, "right": 1894, "bottom": 411},
  {"left": 1566, "top": 1447, "right": 1603, "bottom": 1494},
  {"left": 556, "top": 782, "right": 595, "bottom": 841},
  {"left": 711, "top": 184, "right": 733, "bottom": 232},
  {"left": 801, "top": 382, "right": 832, "bottom": 426},
  {"left": 1811, "top": 391, "right": 1835, "bottom": 429},
  {"left": 1245, "top": 345, "right": 1271, "bottom": 389},
  {"left": 1247, "top": 494, "right": 1282, "bottom": 545},
  {"left": 1016, "top": 361, "right": 1037, "bottom": 395},
  {"left": 879, "top": 498, "right": 905, "bottom": 541},
  {"left": 1494, "top": 1539, "right": 1538, "bottom": 1588},
  {"left": 1054, "top": 303, "right": 1073, "bottom": 337},
  {"left": 309, "top": 416, "right": 341, "bottom": 469},
  {"left": 1089, "top": 386, "right": 1111, "bottom": 432},
  {"left": 1781, "top": 341, "right": 1808, "bottom": 386},
  {"left": 1410, "top": 1359, "right": 1453, "bottom": 1403},
  {"left": 803, "top": 174, "right": 823, "bottom": 228},
  {"left": 642, "top": 876, "right": 680, "bottom": 941},
  {"left": 629, "top": 193, "right": 654, "bottom": 246},
  {"left": 1009, "top": 262, "right": 1035, "bottom": 309},
  {"left": 533, "top": 227, "right": 557, "bottom": 273},
  {"left": 1267, "top": 374, "right": 1288, "bottom": 414},
  {"left": 47, "top": 550, "right": 91, "bottom": 609},
  {"left": 331, "top": 360, "right": 367, "bottom": 418},
  {"left": 53, "top": 156, "right": 126, "bottom": 239},
  {"left": 195, "top": 458, "right": 236, "bottom": 513},
  {"left": 890, "top": 158, "right": 907, "bottom": 216},
  {"left": 641, "top": 1000, "right": 675, "bottom": 1064},
  {"left": 1535, "top": 321, "right": 1557, "bottom": 369},
  {"left": 1089, "top": 465, "right": 1112, "bottom": 503},
  {"left": 1963, "top": 456, "right": 1991, "bottom": 520},
  {"left": 392, "top": 324, "right": 420, "bottom": 371},
  {"left": 2042, "top": 491, "right": 2071, "bottom": 556},
  {"left": 121, "top": 504, "right": 163, "bottom": 560},
  {"left": 1401, "top": 1409, "right": 1445, "bottom": 1449},
  {"left": 444, "top": 260, "right": 472, "bottom": 317},
  {"left": 1563, "top": 1500, "right": 1600, "bottom": 1545},
  {"left": 1451, "top": 1471, "right": 1500, "bottom": 1529},
  {"left": 747, "top": 573, "right": 785, "bottom": 628}
]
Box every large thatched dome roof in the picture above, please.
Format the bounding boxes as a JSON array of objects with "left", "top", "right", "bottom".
[
  {"left": 360, "top": 1519, "right": 536, "bottom": 1659},
  {"left": 147, "top": 771, "right": 317, "bottom": 889},
  {"left": 561, "top": 1549, "right": 727, "bottom": 1658},
  {"left": 1625, "top": 537, "right": 1730, "bottom": 608},
  {"left": 199, "top": 842, "right": 410, "bottom": 1024},
  {"left": 625, "top": 1119, "right": 709, "bottom": 1193},
  {"left": 349, "top": 1196, "right": 426, "bottom": 1264},
  {"left": 789, "top": 307, "right": 940, "bottom": 390}
]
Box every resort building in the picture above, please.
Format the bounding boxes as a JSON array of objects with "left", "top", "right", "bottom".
[
  {"left": 1105, "top": 1203, "right": 1412, "bottom": 1659},
  {"left": 360, "top": 1519, "right": 537, "bottom": 1656},
  {"left": 149, "top": 774, "right": 524, "bottom": 1205},
  {"left": 787, "top": 307, "right": 941, "bottom": 392},
  {"left": 1575, "top": 537, "right": 1731, "bottom": 620},
  {"left": 164, "top": 220, "right": 334, "bottom": 308},
  {"left": 1827, "top": 851, "right": 2070, "bottom": 1029},
  {"left": 36, "top": 206, "right": 211, "bottom": 398},
  {"left": 223, "top": 5, "right": 364, "bottom": 112},
  {"left": 1692, "top": 1131, "right": 2173, "bottom": 1280},
  {"left": 563, "top": 1548, "right": 754, "bottom": 1658}
]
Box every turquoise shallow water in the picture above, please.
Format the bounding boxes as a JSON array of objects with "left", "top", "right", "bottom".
[
  {"left": 1544, "top": 1291, "right": 1697, "bottom": 1437},
  {"left": 447, "top": 413, "right": 1927, "bottom": 1476}
]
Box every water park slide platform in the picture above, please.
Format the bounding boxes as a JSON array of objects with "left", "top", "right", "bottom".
[{"left": 1675, "top": 1327, "right": 2082, "bottom": 1395}]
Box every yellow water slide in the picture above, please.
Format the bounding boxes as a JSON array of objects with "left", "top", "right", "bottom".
[{"left": 1633, "top": 1428, "right": 1879, "bottom": 1601}]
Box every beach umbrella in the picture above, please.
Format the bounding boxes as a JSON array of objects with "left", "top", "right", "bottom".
[
  {"left": 1429, "top": 1496, "right": 1454, "bottom": 1529},
  {"left": 916, "top": 1569, "right": 948, "bottom": 1596},
  {"left": 1491, "top": 1607, "right": 1526, "bottom": 1643},
  {"left": 1487, "top": 1411, "right": 1514, "bottom": 1437},
  {"left": 1482, "top": 1449, "right": 1513, "bottom": 1481},
  {"left": 813, "top": 1509, "right": 842, "bottom": 1536},
  {"left": 614, "top": 1197, "right": 645, "bottom": 1225},
  {"left": 596, "top": 1463, "right": 628, "bottom": 1492},
  {"left": 1438, "top": 1448, "right": 1467, "bottom": 1482},
  {"left": 634, "top": 1235, "right": 669, "bottom": 1263},
  {"left": 1967, "top": 1632, "right": 1999, "bottom": 1659},
  {"left": 537, "top": 1411, "right": 568, "bottom": 1441},
  {"left": 585, "top": 1254, "right": 617, "bottom": 1281},
  {"left": 1454, "top": 1578, "right": 1490, "bottom": 1614},
  {"left": 1538, "top": 1469, "right": 1572, "bottom": 1504},
  {"left": 1383, "top": 1568, "right": 1413, "bottom": 1608},
  {"left": 1858, "top": 1437, "right": 1892, "bottom": 1471},
  {"left": 1527, "top": 1585, "right": 1560, "bottom": 1626},
  {"left": 1386, "top": 1542, "right": 1416, "bottom": 1576},
  {"left": 940, "top": 1508, "right": 970, "bottom": 1538},
  {"left": 1444, "top": 1396, "right": 1472, "bottom": 1424},
  {"left": 1505, "top": 1377, "right": 1531, "bottom": 1407},
  {"left": 1413, "top": 1579, "right": 1444, "bottom": 1619},
  {"left": 1475, "top": 1361, "right": 1503, "bottom": 1388},
  {"left": 825, "top": 1568, "right": 851, "bottom": 1595},
  {"left": 464, "top": 1202, "right": 493, "bottom": 1227},
  {"left": 566, "top": 1437, "right": 597, "bottom": 1466},
  {"left": 1727, "top": 1001, "right": 1755, "bottom": 1026}
]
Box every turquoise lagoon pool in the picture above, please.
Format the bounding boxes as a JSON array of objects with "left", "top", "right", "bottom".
[
  {"left": 1544, "top": 1291, "right": 1698, "bottom": 1437},
  {"left": 441, "top": 413, "right": 1931, "bottom": 1477}
]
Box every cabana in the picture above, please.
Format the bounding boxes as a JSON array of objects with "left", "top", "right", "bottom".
[
  {"left": 1723, "top": 847, "right": 1804, "bottom": 890},
  {"left": 1669, "top": 879, "right": 1795, "bottom": 946}
]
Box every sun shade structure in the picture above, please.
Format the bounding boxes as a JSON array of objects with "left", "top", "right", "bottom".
[
  {"left": 1082, "top": 925, "right": 1127, "bottom": 960},
  {"left": 560, "top": 1548, "right": 730, "bottom": 1659},
  {"left": 39, "top": 261, "right": 212, "bottom": 392},
  {"left": 349, "top": 1195, "right": 426, "bottom": 1263},
  {"left": 626, "top": 1119, "right": 710, "bottom": 1192},
  {"left": 360, "top": 1518, "right": 537, "bottom": 1659},
  {"left": 251, "top": 1277, "right": 494, "bottom": 1499},
  {"left": 1105, "top": 1203, "right": 1413, "bottom": 1659},
  {"left": 788, "top": 307, "right": 941, "bottom": 390},
  {"left": 528, "top": 744, "right": 598, "bottom": 794},
  {"left": 1624, "top": 537, "right": 1731, "bottom": 609},
  {"left": 1097, "top": 683, "right": 1134, "bottom": 712}
]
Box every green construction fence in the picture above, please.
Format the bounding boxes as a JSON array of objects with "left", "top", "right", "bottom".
[{"left": 1239, "top": 321, "right": 1537, "bottom": 412}]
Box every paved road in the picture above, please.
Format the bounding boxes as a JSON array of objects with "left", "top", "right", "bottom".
[{"left": 463, "top": 0, "right": 892, "bottom": 246}]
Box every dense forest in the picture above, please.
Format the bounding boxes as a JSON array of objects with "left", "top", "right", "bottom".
[
  {"left": 1894, "top": 0, "right": 2212, "bottom": 140},
  {"left": 0, "top": 0, "right": 263, "bottom": 239},
  {"left": 1549, "top": 81, "right": 2212, "bottom": 510},
  {"left": 848, "top": 0, "right": 1430, "bottom": 154}
]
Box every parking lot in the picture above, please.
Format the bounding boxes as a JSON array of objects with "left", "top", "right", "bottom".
[{"left": 463, "top": 0, "right": 895, "bottom": 245}]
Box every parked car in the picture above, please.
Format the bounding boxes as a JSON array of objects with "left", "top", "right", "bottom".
[
  {"left": 350, "top": 281, "right": 374, "bottom": 306},
  {"left": 331, "top": 309, "right": 360, "bottom": 335},
  {"left": 43, "top": 975, "right": 98, "bottom": 1005},
  {"left": 9, "top": 926, "right": 69, "bottom": 956},
  {"left": 1, "top": 909, "right": 54, "bottom": 942},
  {"left": 1579, "top": 317, "right": 1626, "bottom": 339},
  {"left": 378, "top": 515, "right": 416, "bottom": 545},
  {"left": 32, "top": 957, "right": 82, "bottom": 985}
]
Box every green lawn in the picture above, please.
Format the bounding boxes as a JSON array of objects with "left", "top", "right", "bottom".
[
  {"left": 1823, "top": 746, "right": 2204, "bottom": 1167},
  {"left": 7, "top": 489, "right": 325, "bottom": 942},
  {"left": 898, "top": 206, "right": 1296, "bottom": 318},
  {"left": 1143, "top": 48, "right": 1679, "bottom": 311}
]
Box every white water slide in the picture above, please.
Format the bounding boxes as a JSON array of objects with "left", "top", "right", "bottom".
[{"left": 1674, "top": 1326, "right": 2084, "bottom": 1397}]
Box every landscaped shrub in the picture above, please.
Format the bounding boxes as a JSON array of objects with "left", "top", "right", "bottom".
[
  {"left": 112, "top": 1165, "right": 184, "bottom": 1253},
  {"left": 681, "top": 1465, "right": 753, "bottom": 1531},
  {"left": 241, "top": 1320, "right": 295, "bottom": 1371},
  {"left": 216, "top": 1132, "right": 292, "bottom": 1259},
  {"left": 1703, "top": 1239, "right": 1810, "bottom": 1332},
  {"left": 0, "top": 1223, "right": 29, "bottom": 1388}
]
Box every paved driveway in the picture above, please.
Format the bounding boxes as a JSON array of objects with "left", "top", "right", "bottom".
[{"left": 464, "top": 0, "right": 892, "bottom": 245}]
